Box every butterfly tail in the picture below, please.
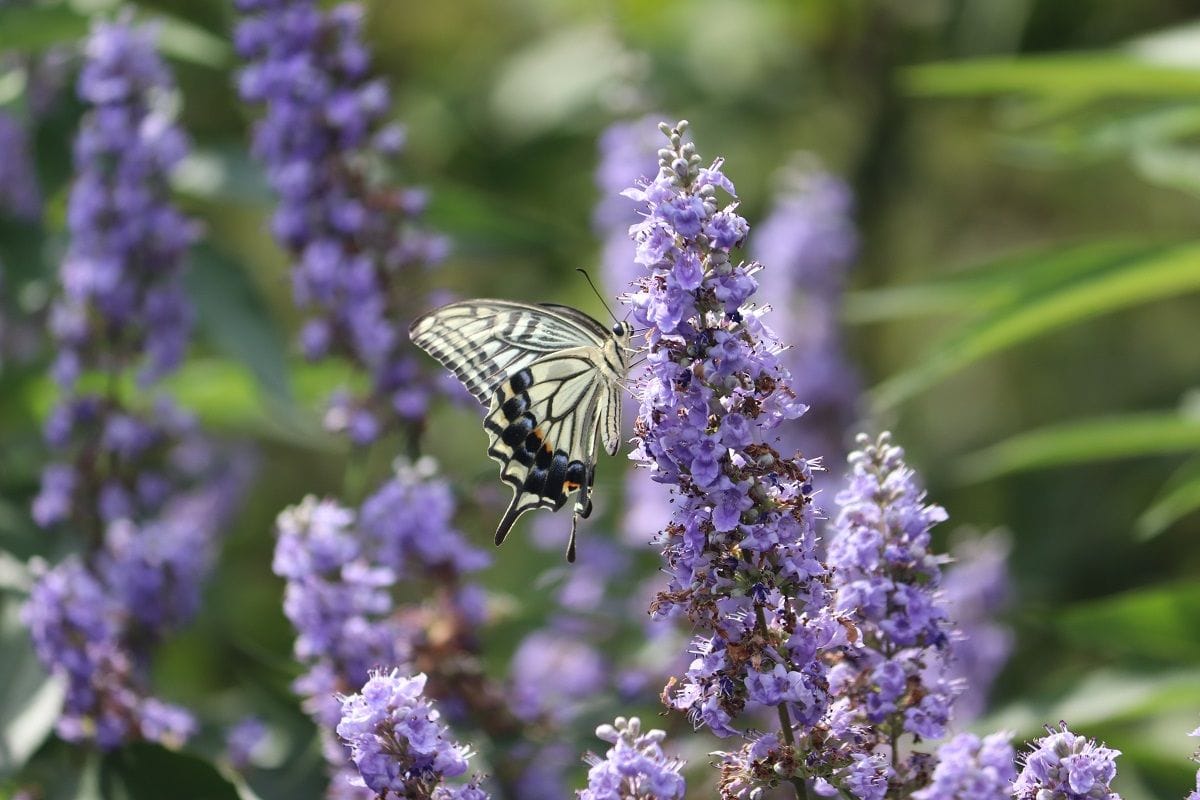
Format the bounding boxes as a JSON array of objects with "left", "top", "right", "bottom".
[{"left": 495, "top": 492, "right": 525, "bottom": 547}]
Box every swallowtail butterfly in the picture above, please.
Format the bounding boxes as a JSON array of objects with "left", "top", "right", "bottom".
[{"left": 409, "top": 300, "right": 632, "bottom": 561}]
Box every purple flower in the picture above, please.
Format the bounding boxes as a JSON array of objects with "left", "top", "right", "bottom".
[
  {"left": 620, "top": 121, "right": 840, "bottom": 797},
  {"left": 825, "top": 432, "right": 958, "bottom": 745},
  {"left": 225, "top": 716, "right": 269, "bottom": 770},
  {"left": 913, "top": 732, "right": 1016, "bottom": 800},
  {"left": 751, "top": 168, "right": 859, "bottom": 478},
  {"left": 23, "top": 18, "right": 244, "bottom": 752},
  {"left": 942, "top": 531, "right": 1014, "bottom": 722},
  {"left": 0, "top": 112, "right": 42, "bottom": 220},
  {"left": 509, "top": 629, "right": 607, "bottom": 724},
  {"left": 1187, "top": 723, "right": 1200, "bottom": 800},
  {"left": 337, "top": 669, "right": 488, "bottom": 798},
  {"left": 578, "top": 717, "right": 685, "bottom": 799},
  {"left": 1013, "top": 723, "right": 1121, "bottom": 800},
  {"left": 236, "top": 0, "right": 447, "bottom": 441}
]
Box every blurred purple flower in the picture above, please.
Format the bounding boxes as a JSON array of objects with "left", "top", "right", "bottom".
[
  {"left": 275, "top": 460, "right": 494, "bottom": 789},
  {"left": 225, "top": 716, "right": 269, "bottom": 770},
  {"left": 23, "top": 17, "right": 244, "bottom": 751},
  {"left": 579, "top": 716, "right": 685, "bottom": 799},
  {"left": 752, "top": 167, "right": 859, "bottom": 479},
  {"left": 942, "top": 530, "right": 1014, "bottom": 722},
  {"left": 913, "top": 732, "right": 1016, "bottom": 800},
  {"left": 235, "top": 0, "right": 447, "bottom": 441},
  {"left": 0, "top": 112, "right": 42, "bottom": 220}
]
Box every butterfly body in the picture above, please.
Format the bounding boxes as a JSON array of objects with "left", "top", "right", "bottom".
[{"left": 409, "top": 300, "right": 631, "bottom": 560}]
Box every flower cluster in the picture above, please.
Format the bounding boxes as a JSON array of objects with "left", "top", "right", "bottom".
[
  {"left": 1012, "top": 723, "right": 1121, "bottom": 800},
  {"left": 578, "top": 716, "right": 686, "bottom": 800},
  {"left": 1188, "top": 723, "right": 1200, "bottom": 800},
  {"left": 23, "top": 17, "right": 242, "bottom": 750},
  {"left": 235, "top": 0, "right": 446, "bottom": 442},
  {"left": 912, "top": 732, "right": 1016, "bottom": 800},
  {"left": 624, "top": 121, "right": 839, "bottom": 796},
  {"left": 337, "top": 669, "right": 488, "bottom": 799},
  {"left": 751, "top": 167, "right": 860, "bottom": 478},
  {"left": 942, "top": 530, "right": 1013, "bottom": 722},
  {"left": 0, "top": 112, "right": 41, "bottom": 220},
  {"left": 274, "top": 459, "right": 499, "bottom": 791},
  {"left": 821, "top": 432, "right": 959, "bottom": 790}
]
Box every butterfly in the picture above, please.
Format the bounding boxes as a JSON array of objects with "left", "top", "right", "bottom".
[{"left": 409, "top": 299, "right": 633, "bottom": 561}]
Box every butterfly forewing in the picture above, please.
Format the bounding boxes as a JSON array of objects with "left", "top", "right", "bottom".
[
  {"left": 409, "top": 300, "right": 607, "bottom": 403},
  {"left": 408, "top": 299, "right": 629, "bottom": 561}
]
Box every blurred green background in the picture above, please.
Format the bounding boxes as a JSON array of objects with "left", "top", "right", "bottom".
[{"left": 4, "top": 0, "right": 1200, "bottom": 797}]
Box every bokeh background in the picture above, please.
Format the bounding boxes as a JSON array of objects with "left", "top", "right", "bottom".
[{"left": 4, "top": 0, "right": 1200, "bottom": 798}]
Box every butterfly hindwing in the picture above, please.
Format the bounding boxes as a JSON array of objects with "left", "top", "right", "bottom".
[
  {"left": 408, "top": 299, "right": 630, "bottom": 560},
  {"left": 484, "top": 351, "right": 619, "bottom": 561}
]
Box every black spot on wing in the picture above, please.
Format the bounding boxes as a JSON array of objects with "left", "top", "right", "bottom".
[
  {"left": 502, "top": 395, "right": 527, "bottom": 421},
  {"left": 502, "top": 414, "right": 535, "bottom": 448},
  {"left": 510, "top": 368, "right": 533, "bottom": 394}
]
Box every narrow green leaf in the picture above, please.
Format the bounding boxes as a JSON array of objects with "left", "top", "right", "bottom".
[
  {"left": 1054, "top": 581, "right": 1200, "bottom": 660},
  {"left": 905, "top": 54, "right": 1200, "bottom": 99},
  {"left": 185, "top": 245, "right": 291, "bottom": 402},
  {"left": 845, "top": 240, "right": 1151, "bottom": 323},
  {"left": 154, "top": 14, "right": 230, "bottom": 69},
  {"left": 980, "top": 667, "right": 1200, "bottom": 738},
  {"left": 0, "top": 6, "right": 88, "bottom": 51},
  {"left": 871, "top": 241, "right": 1200, "bottom": 409},
  {"left": 0, "top": 600, "right": 64, "bottom": 776},
  {"left": 955, "top": 413, "right": 1200, "bottom": 483},
  {"left": 102, "top": 743, "right": 240, "bottom": 800},
  {"left": 1136, "top": 456, "right": 1200, "bottom": 540}
]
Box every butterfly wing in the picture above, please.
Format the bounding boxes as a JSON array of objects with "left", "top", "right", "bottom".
[
  {"left": 484, "top": 350, "right": 620, "bottom": 561},
  {"left": 409, "top": 300, "right": 607, "bottom": 403}
]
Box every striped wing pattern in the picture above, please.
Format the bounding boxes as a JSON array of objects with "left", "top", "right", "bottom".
[
  {"left": 408, "top": 300, "right": 626, "bottom": 561},
  {"left": 409, "top": 300, "right": 606, "bottom": 403}
]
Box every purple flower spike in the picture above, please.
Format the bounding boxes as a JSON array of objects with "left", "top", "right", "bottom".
[
  {"left": 236, "top": 0, "right": 447, "bottom": 442},
  {"left": 578, "top": 716, "right": 685, "bottom": 800},
  {"left": 913, "top": 732, "right": 1016, "bottom": 800},
  {"left": 1013, "top": 723, "right": 1121, "bottom": 800},
  {"left": 337, "top": 669, "right": 489, "bottom": 798}
]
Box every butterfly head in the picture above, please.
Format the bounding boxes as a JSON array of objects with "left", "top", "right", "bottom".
[{"left": 610, "top": 320, "right": 634, "bottom": 355}]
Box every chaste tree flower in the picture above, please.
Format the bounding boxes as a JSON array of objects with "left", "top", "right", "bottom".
[
  {"left": 337, "top": 669, "right": 489, "bottom": 799},
  {"left": 912, "top": 732, "right": 1016, "bottom": 800},
  {"left": 235, "top": 0, "right": 447, "bottom": 443},
  {"left": 273, "top": 459, "right": 496, "bottom": 791},
  {"left": 751, "top": 166, "right": 860, "bottom": 480},
  {"left": 578, "top": 716, "right": 686, "bottom": 800},
  {"left": 23, "top": 16, "right": 242, "bottom": 750},
  {"left": 623, "top": 120, "right": 839, "bottom": 796},
  {"left": 1012, "top": 723, "right": 1122, "bottom": 800},
  {"left": 820, "top": 431, "right": 960, "bottom": 793}
]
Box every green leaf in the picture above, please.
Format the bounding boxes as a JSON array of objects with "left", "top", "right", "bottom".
[
  {"left": 980, "top": 667, "right": 1200, "bottom": 738},
  {"left": 844, "top": 239, "right": 1153, "bottom": 323},
  {"left": 905, "top": 54, "right": 1200, "bottom": 99},
  {"left": 871, "top": 241, "right": 1200, "bottom": 409},
  {"left": 101, "top": 743, "right": 240, "bottom": 800},
  {"left": 186, "top": 245, "right": 292, "bottom": 402},
  {"left": 0, "top": 598, "right": 65, "bottom": 776},
  {"left": 0, "top": 6, "right": 88, "bottom": 52},
  {"left": 1136, "top": 456, "right": 1200, "bottom": 540},
  {"left": 154, "top": 14, "right": 230, "bottom": 69},
  {"left": 955, "top": 413, "right": 1200, "bottom": 483},
  {"left": 1053, "top": 581, "right": 1200, "bottom": 661}
]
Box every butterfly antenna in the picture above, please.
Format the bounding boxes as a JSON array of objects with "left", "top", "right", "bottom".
[{"left": 576, "top": 268, "right": 618, "bottom": 323}]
